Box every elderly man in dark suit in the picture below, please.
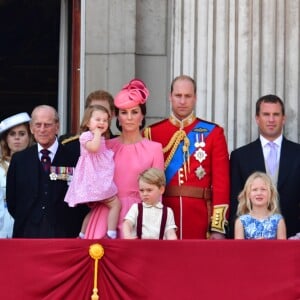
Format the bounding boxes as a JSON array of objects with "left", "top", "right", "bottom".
[
  {"left": 7, "top": 105, "right": 87, "bottom": 238},
  {"left": 229, "top": 94, "right": 300, "bottom": 238}
]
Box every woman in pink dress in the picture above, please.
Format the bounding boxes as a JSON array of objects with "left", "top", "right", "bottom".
[
  {"left": 85, "top": 79, "right": 164, "bottom": 238},
  {"left": 64, "top": 105, "right": 120, "bottom": 239}
]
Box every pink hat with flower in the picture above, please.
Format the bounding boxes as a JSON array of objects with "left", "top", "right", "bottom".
[{"left": 114, "top": 79, "right": 149, "bottom": 109}]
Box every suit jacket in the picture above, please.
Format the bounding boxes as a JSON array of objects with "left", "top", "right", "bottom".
[
  {"left": 7, "top": 143, "right": 87, "bottom": 238},
  {"left": 230, "top": 137, "right": 300, "bottom": 238}
]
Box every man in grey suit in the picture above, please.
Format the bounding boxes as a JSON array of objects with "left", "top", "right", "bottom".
[
  {"left": 7, "top": 105, "right": 87, "bottom": 238},
  {"left": 229, "top": 94, "right": 300, "bottom": 238}
]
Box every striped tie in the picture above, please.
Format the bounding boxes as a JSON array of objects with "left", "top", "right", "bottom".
[{"left": 40, "top": 149, "right": 51, "bottom": 173}]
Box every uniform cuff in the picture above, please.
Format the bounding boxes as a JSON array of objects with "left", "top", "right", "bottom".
[{"left": 210, "top": 204, "right": 229, "bottom": 234}]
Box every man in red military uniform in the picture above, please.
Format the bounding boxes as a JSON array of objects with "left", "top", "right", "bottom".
[{"left": 144, "top": 75, "right": 229, "bottom": 239}]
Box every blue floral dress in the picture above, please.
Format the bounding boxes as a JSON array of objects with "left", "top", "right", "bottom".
[{"left": 239, "top": 213, "right": 283, "bottom": 239}]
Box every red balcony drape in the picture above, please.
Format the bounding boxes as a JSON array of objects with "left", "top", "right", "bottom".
[{"left": 1, "top": 239, "right": 300, "bottom": 300}]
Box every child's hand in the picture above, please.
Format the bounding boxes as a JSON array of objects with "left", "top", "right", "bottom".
[
  {"left": 98, "top": 126, "right": 107, "bottom": 135},
  {"left": 92, "top": 127, "right": 102, "bottom": 135},
  {"left": 93, "top": 126, "right": 107, "bottom": 135}
]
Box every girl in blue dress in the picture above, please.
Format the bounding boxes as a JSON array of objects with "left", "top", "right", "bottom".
[{"left": 234, "top": 171, "right": 286, "bottom": 239}]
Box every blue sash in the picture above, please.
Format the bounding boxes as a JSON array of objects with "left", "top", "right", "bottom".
[{"left": 165, "top": 121, "right": 216, "bottom": 184}]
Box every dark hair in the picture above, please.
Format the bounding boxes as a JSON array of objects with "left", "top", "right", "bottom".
[
  {"left": 256, "top": 94, "right": 285, "bottom": 116},
  {"left": 84, "top": 90, "right": 115, "bottom": 113},
  {"left": 170, "top": 75, "right": 197, "bottom": 94},
  {"left": 115, "top": 103, "right": 147, "bottom": 131}
]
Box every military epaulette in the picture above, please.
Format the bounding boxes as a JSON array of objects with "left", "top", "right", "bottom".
[
  {"left": 143, "top": 119, "right": 169, "bottom": 140},
  {"left": 143, "top": 127, "right": 150, "bottom": 140},
  {"left": 148, "top": 118, "right": 169, "bottom": 128},
  {"left": 196, "top": 117, "right": 219, "bottom": 127},
  {"left": 61, "top": 135, "right": 80, "bottom": 145}
]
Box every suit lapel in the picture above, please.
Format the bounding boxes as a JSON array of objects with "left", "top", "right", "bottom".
[
  {"left": 250, "top": 139, "right": 266, "bottom": 171},
  {"left": 52, "top": 144, "right": 66, "bottom": 166},
  {"left": 27, "top": 145, "right": 41, "bottom": 201}
]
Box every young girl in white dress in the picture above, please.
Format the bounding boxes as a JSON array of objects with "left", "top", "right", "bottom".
[
  {"left": 234, "top": 171, "right": 286, "bottom": 239},
  {"left": 64, "top": 105, "right": 120, "bottom": 239}
]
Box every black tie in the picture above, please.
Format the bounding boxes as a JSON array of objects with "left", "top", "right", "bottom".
[{"left": 40, "top": 149, "right": 51, "bottom": 173}]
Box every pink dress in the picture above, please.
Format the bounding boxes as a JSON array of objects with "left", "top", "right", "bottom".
[
  {"left": 64, "top": 131, "right": 117, "bottom": 207},
  {"left": 85, "top": 137, "right": 164, "bottom": 238}
]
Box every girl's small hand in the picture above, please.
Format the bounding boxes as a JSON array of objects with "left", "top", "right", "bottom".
[{"left": 92, "top": 127, "right": 101, "bottom": 135}]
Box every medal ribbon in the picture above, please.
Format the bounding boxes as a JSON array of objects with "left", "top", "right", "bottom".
[{"left": 49, "top": 166, "right": 74, "bottom": 180}]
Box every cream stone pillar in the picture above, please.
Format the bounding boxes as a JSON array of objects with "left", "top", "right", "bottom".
[
  {"left": 170, "top": 0, "right": 300, "bottom": 151},
  {"left": 85, "top": 0, "right": 136, "bottom": 98},
  {"left": 84, "top": 0, "right": 169, "bottom": 130}
]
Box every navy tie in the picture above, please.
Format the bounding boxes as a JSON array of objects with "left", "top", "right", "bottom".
[{"left": 40, "top": 149, "right": 51, "bottom": 173}]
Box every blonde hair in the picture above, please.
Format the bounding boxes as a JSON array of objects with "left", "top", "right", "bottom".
[
  {"left": 79, "top": 105, "right": 111, "bottom": 139},
  {"left": 236, "top": 171, "right": 280, "bottom": 216},
  {"left": 138, "top": 168, "right": 166, "bottom": 188}
]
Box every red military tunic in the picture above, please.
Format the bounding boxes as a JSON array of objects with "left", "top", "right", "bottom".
[{"left": 144, "top": 113, "right": 229, "bottom": 239}]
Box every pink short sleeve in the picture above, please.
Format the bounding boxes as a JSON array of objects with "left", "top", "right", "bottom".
[{"left": 79, "top": 131, "right": 93, "bottom": 147}]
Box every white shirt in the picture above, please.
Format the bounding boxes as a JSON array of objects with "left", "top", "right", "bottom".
[
  {"left": 124, "top": 202, "right": 177, "bottom": 239},
  {"left": 260, "top": 135, "right": 282, "bottom": 165}
]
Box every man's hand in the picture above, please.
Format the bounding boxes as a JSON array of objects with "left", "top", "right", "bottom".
[{"left": 209, "top": 232, "right": 225, "bottom": 240}]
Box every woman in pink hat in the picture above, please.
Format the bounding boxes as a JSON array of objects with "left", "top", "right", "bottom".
[
  {"left": 85, "top": 79, "right": 164, "bottom": 238},
  {"left": 0, "top": 112, "right": 33, "bottom": 238}
]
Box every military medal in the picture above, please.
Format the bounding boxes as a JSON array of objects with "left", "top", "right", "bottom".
[
  {"left": 199, "top": 140, "right": 205, "bottom": 148},
  {"left": 49, "top": 172, "right": 58, "bottom": 180},
  {"left": 195, "top": 134, "right": 201, "bottom": 148},
  {"left": 199, "top": 133, "right": 206, "bottom": 147},
  {"left": 195, "top": 166, "right": 206, "bottom": 180},
  {"left": 194, "top": 133, "right": 206, "bottom": 148},
  {"left": 194, "top": 148, "right": 207, "bottom": 163},
  {"left": 49, "top": 166, "right": 74, "bottom": 184}
]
